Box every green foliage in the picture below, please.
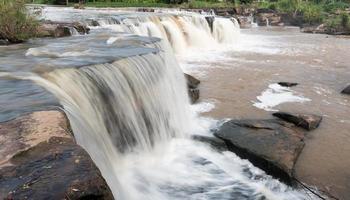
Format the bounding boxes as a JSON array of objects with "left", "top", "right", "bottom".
[{"left": 0, "top": 0, "right": 39, "bottom": 43}]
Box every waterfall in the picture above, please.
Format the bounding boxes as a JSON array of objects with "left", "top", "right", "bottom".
[
  {"left": 24, "top": 40, "right": 196, "bottom": 198},
  {"left": 92, "top": 14, "right": 240, "bottom": 54},
  {"left": 8, "top": 7, "right": 313, "bottom": 199}
]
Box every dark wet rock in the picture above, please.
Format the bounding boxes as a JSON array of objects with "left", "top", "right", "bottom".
[
  {"left": 184, "top": 73, "right": 200, "bottom": 103},
  {"left": 205, "top": 16, "right": 215, "bottom": 32},
  {"left": 341, "top": 85, "right": 350, "bottom": 95},
  {"left": 0, "top": 39, "right": 10, "bottom": 45},
  {"left": 189, "top": 88, "right": 200, "bottom": 104},
  {"left": 192, "top": 135, "right": 227, "bottom": 151},
  {"left": 214, "top": 119, "right": 305, "bottom": 183},
  {"left": 277, "top": 82, "right": 298, "bottom": 87},
  {"left": 184, "top": 73, "right": 200, "bottom": 89},
  {"left": 273, "top": 112, "right": 322, "bottom": 131},
  {"left": 0, "top": 111, "right": 113, "bottom": 200},
  {"left": 37, "top": 21, "right": 90, "bottom": 38}
]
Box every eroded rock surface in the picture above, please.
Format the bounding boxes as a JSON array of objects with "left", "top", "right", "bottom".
[
  {"left": 214, "top": 119, "right": 305, "bottom": 183},
  {"left": 273, "top": 112, "right": 322, "bottom": 131},
  {"left": 0, "top": 111, "right": 113, "bottom": 200}
]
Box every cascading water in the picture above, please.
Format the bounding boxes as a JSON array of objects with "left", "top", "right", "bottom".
[{"left": 3, "top": 7, "right": 317, "bottom": 199}]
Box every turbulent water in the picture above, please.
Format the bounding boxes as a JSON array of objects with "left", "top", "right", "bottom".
[{"left": 0, "top": 7, "right": 317, "bottom": 199}]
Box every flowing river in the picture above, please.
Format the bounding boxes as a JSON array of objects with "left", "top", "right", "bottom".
[{"left": 2, "top": 6, "right": 347, "bottom": 199}]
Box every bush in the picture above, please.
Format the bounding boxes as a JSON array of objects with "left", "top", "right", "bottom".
[
  {"left": 0, "top": 0, "right": 38, "bottom": 43},
  {"left": 300, "top": 2, "right": 324, "bottom": 24}
]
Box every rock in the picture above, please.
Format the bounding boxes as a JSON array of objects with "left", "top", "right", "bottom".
[
  {"left": 214, "top": 119, "right": 305, "bottom": 183},
  {"left": 277, "top": 82, "right": 298, "bottom": 87},
  {"left": 256, "top": 13, "right": 282, "bottom": 26},
  {"left": 273, "top": 112, "right": 322, "bottom": 131},
  {"left": 37, "top": 21, "right": 90, "bottom": 38},
  {"left": 0, "top": 111, "right": 113, "bottom": 200},
  {"left": 184, "top": 73, "right": 200, "bottom": 89},
  {"left": 0, "top": 39, "right": 10, "bottom": 45},
  {"left": 237, "top": 16, "right": 253, "bottom": 29},
  {"left": 341, "top": 85, "right": 350, "bottom": 95},
  {"left": 188, "top": 88, "right": 200, "bottom": 103},
  {"left": 192, "top": 135, "right": 227, "bottom": 151},
  {"left": 184, "top": 73, "right": 200, "bottom": 103},
  {"left": 205, "top": 16, "right": 215, "bottom": 32},
  {"left": 256, "top": 8, "right": 276, "bottom": 14},
  {"left": 137, "top": 8, "right": 155, "bottom": 12}
]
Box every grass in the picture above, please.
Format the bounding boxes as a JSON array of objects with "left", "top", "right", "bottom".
[{"left": 0, "top": 0, "right": 39, "bottom": 43}]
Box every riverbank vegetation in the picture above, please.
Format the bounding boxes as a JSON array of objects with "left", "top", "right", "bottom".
[
  {"left": 257, "top": 0, "right": 350, "bottom": 30},
  {"left": 0, "top": 0, "right": 38, "bottom": 43}
]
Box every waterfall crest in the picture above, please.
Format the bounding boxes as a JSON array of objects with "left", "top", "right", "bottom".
[{"left": 26, "top": 41, "right": 195, "bottom": 198}]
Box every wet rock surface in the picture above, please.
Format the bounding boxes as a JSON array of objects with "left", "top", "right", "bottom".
[
  {"left": 277, "top": 82, "right": 298, "bottom": 87},
  {"left": 192, "top": 135, "right": 227, "bottom": 151},
  {"left": 341, "top": 85, "right": 350, "bottom": 95},
  {"left": 37, "top": 21, "right": 90, "bottom": 38},
  {"left": 214, "top": 119, "right": 305, "bottom": 183},
  {"left": 184, "top": 73, "right": 200, "bottom": 103},
  {"left": 273, "top": 112, "right": 322, "bottom": 131},
  {"left": 0, "top": 111, "right": 113, "bottom": 200}
]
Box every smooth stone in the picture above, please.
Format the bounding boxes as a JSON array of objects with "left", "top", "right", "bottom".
[
  {"left": 214, "top": 119, "right": 305, "bottom": 184},
  {"left": 277, "top": 82, "right": 298, "bottom": 87},
  {"left": 192, "top": 135, "right": 228, "bottom": 151},
  {"left": 341, "top": 85, "right": 350, "bottom": 95},
  {"left": 273, "top": 112, "right": 322, "bottom": 131}
]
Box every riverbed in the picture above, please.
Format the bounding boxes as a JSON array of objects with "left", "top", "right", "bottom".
[{"left": 185, "top": 26, "right": 350, "bottom": 199}]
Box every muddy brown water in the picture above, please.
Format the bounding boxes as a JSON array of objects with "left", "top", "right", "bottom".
[{"left": 187, "top": 26, "right": 350, "bottom": 199}]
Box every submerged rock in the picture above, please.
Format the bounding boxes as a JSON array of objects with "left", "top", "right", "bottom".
[
  {"left": 214, "top": 119, "right": 305, "bottom": 183},
  {"left": 341, "top": 85, "right": 350, "bottom": 95},
  {"left": 192, "top": 135, "right": 227, "bottom": 151},
  {"left": 273, "top": 112, "right": 322, "bottom": 131},
  {"left": 184, "top": 73, "right": 200, "bottom": 103},
  {"left": 0, "top": 111, "right": 113, "bottom": 200},
  {"left": 277, "top": 82, "right": 298, "bottom": 87}
]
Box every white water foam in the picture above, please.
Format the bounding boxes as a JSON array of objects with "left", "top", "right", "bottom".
[{"left": 253, "top": 83, "right": 311, "bottom": 111}]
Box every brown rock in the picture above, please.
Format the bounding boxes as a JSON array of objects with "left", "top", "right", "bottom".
[
  {"left": 214, "top": 119, "right": 305, "bottom": 183},
  {"left": 273, "top": 112, "right": 322, "bottom": 131},
  {"left": 37, "top": 21, "right": 90, "bottom": 38},
  {"left": 0, "top": 111, "right": 113, "bottom": 200},
  {"left": 184, "top": 73, "right": 200, "bottom": 103}
]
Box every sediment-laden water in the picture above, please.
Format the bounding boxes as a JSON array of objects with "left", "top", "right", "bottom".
[{"left": 0, "top": 7, "right": 326, "bottom": 199}]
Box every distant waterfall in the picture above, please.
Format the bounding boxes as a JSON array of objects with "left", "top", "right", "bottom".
[
  {"left": 93, "top": 14, "right": 240, "bottom": 53},
  {"left": 26, "top": 41, "right": 194, "bottom": 198}
]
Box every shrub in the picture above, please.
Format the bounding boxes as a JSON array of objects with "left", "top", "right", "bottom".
[{"left": 0, "top": 0, "right": 39, "bottom": 43}]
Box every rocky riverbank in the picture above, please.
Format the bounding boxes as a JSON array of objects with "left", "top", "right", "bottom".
[{"left": 0, "top": 111, "right": 113, "bottom": 199}]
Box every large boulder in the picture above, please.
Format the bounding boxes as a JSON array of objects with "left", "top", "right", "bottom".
[
  {"left": 214, "top": 119, "right": 305, "bottom": 183},
  {"left": 0, "top": 111, "right": 113, "bottom": 200},
  {"left": 273, "top": 112, "right": 322, "bottom": 131},
  {"left": 184, "top": 73, "right": 200, "bottom": 103}
]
